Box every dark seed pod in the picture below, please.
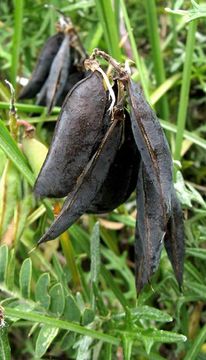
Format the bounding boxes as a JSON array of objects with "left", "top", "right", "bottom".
[
  {"left": 135, "top": 162, "right": 166, "bottom": 293},
  {"left": 34, "top": 71, "right": 108, "bottom": 199},
  {"left": 36, "top": 61, "right": 86, "bottom": 107},
  {"left": 38, "top": 110, "right": 123, "bottom": 244},
  {"left": 19, "top": 32, "right": 64, "bottom": 99},
  {"left": 45, "top": 34, "right": 71, "bottom": 114},
  {"left": 164, "top": 187, "right": 185, "bottom": 289},
  {"left": 55, "top": 70, "right": 86, "bottom": 106},
  {"left": 87, "top": 111, "right": 141, "bottom": 214},
  {"left": 128, "top": 79, "right": 173, "bottom": 223}
]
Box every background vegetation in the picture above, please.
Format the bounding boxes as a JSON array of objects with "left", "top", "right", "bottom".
[{"left": 0, "top": 0, "right": 206, "bottom": 359}]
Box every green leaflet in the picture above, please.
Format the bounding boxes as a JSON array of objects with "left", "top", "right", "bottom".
[
  {"left": 49, "top": 283, "right": 65, "bottom": 316},
  {"left": 19, "top": 258, "right": 32, "bottom": 299},
  {"left": 35, "top": 273, "right": 51, "bottom": 310},
  {"left": 35, "top": 325, "right": 59, "bottom": 359}
]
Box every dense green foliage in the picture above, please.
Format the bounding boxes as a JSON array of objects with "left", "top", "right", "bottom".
[{"left": 0, "top": 0, "right": 206, "bottom": 359}]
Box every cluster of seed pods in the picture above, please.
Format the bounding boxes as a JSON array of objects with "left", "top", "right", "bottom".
[
  {"left": 19, "top": 16, "right": 86, "bottom": 114},
  {"left": 34, "top": 50, "right": 184, "bottom": 293}
]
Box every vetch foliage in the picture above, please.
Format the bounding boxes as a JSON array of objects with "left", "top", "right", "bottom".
[{"left": 0, "top": 0, "right": 206, "bottom": 358}]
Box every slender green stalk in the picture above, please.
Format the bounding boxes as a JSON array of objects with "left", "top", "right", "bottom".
[
  {"left": 0, "top": 83, "right": 10, "bottom": 102},
  {"left": 123, "top": 336, "right": 133, "bottom": 360},
  {"left": 101, "top": 266, "right": 129, "bottom": 309},
  {"left": 5, "top": 307, "right": 120, "bottom": 345},
  {"left": 60, "top": 232, "right": 81, "bottom": 289},
  {"left": 184, "top": 325, "right": 206, "bottom": 360},
  {"left": 114, "top": 0, "right": 120, "bottom": 29},
  {"left": 87, "top": 24, "right": 103, "bottom": 54},
  {"left": 95, "top": 0, "right": 121, "bottom": 60},
  {"left": 0, "top": 101, "right": 60, "bottom": 114},
  {"left": 150, "top": 73, "right": 181, "bottom": 106},
  {"left": 11, "top": 0, "right": 24, "bottom": 88},
  {"left": 120, "top": 0, "right": 150, "bottom": 101},
  {"left": 105, "top": 343, "right": 112, "bottom": 360},
  {"left": 171, "top": 0, "right": 177, "bottom": 48},
  {"left": 174, "top": 20, "right": 197, "bottom": 163},
  {"left": 162, "top": 18, "right": 185, "bottom": 51},
  {"left": 145, "top": 0, "right": 169, "bottom": 120},
  {"left": 102, "top": 0, "right": 121, "bottom": 60},
  {"left": 160, "top": 119, "right": 206, "bottom": 151},
  {"left": 95, "top": 1, "right": 112, "bottom": 55}
]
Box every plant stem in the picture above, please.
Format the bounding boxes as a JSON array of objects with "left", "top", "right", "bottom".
[
  {"left": 60, "top": 232, "right": 81, "bottom": 289},
  {"left": 150, "top": 73, "right": 181, "bottom": 106},
  {"left": 145, "top": 0, "right": 169, "bottom": 120},
  {"left": 184, "top": 325, "right": 206, "bottom": 360},
  {"left": 11, "top": 0, "right": 24, "bottom": 88},
  {"left": 102, "top": 0, "right": 121, "bottom": 60},
  {"left": 0, "top": 101, "right": 60, "bottom": 114},
  {"left": 101, "top": 266, "right": 129, "bottom": 310},
  {"left": 160, "top": 119, "right": 206, "bottom": 151},
  {"left": 5, "top": 307, "right": 120, "bottom": 345},
  {"left": 95, "top": 0, "right": 121, "bottom": 61},
  {"left": 174, "top": 20, "right": 197, "bottom": 163},
  {"left": 95, "top": 1, "right": 112, "bottom": 55},
  {"left": 120, "top": 0, "right": 150, "bottom": 102}
]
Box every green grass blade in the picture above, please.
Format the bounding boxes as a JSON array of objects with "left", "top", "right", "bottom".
[
  {"left": 0, "top": 102, "right": 60, "bottom": 114},
  {"left": 0, "top": 120, "right": 35, "bottom": 185},
  {"left": 120, "top": 0, "right": 150, "bottom": 101},
  {"left": 0, "top": 245, "right": 9, "bottom": 282},
  {"left": 0, "top": 327, "right": 11, "bottom": 360},
  {"left": 160, "top": 119, "right": 206, "bottom": 151},
  {"left": 11, "top": 0, "right": 24, "bottom": 87},
  {"left": 95, "top": 0, "right": 121, "bottom": 60},
  {"left": 145, "top": 0, "right": 169, "bottom": 120},
  {"left": 95, "top": 1, "right": 112, "bottom": 55},
  {"left": 184, "top": 325, "right": 206, "bottom": 360},
  {"left": 102, "top": 0, "right": 121, "bottom": 60},
  {"left": 174, "top": 20, "right": 197, "bottom": 162},
  {"left": 60, "top": 232, "right": 81, "bottom": 289},
  {"left": 150, "top": 73, "right": 181, "bottom": 106},
  {"left": 101, "top": 266, "right": 129, "bottom": 309}
]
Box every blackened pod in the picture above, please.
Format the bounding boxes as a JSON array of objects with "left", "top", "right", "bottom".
[
  {"left": 128, "top": 79, "right": 173, "bottom": 223},
  {"left": 37, "top": 74, "right": 86, "bottom": 109},
  {"left": 36, "top": 52, "right": 86, "bottom": 107},
  {"left": 54, "top": 47, "right": 88, "bottom": 106},
  {"left": 87, "top": 111, "right": 140, "bottom": 214},
  {"left": 34, "top": 71, "right": 108, "bottom": 198},
  {"left": 19, "top": 32, "right": 64, "bottom": 99},
  {"left": 135, "top": 162, "right": 166, "bottom": 293},
  {"left": 38, "top": 110, "right": 123, "bottom": 244},
  {"left": 164, "top": 187, "right": 184, "bottom": 289},
  {"left": 45, "top": 34, "right": 71, "bottom": 114},
  {"left": 55, "top": 70, "right": 86, "bottom": 107}
]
